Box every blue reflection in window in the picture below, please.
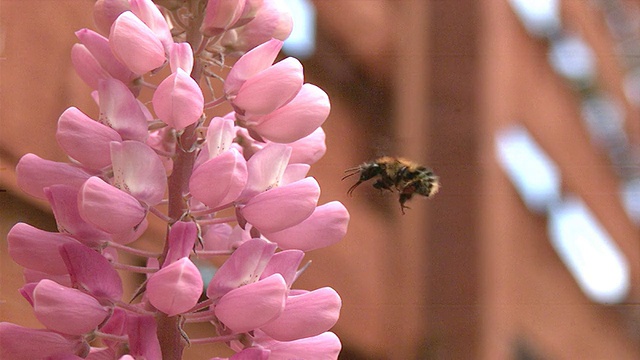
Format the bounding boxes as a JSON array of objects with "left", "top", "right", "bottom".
[
  {"left": 621, "top": 178, "right": 640, "bottom": 225},
  {"left": 548, "top": 196, "right": 629, "bottom": 303},
  {"left": 548, "top": 34, "right": 596, "bottom": 86},
  {"left": 283, "top": 0, "right": 316, "bottom": 59},
  {"left": 508, "top": 0, "right": 561, "bottom": 38},
  {"left": 495, "top": 126, "right": 561, "bottom": 213}
]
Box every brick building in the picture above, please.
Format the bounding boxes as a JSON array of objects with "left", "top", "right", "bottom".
[{"left": 2, "top": 1, "right": 640, "bottom": 359}]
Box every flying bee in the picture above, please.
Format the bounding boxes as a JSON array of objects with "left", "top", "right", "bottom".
[{"left": 343, "top": 156, "right": 440, "bottom": 214}]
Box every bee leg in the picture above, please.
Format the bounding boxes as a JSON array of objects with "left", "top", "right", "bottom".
[
  {"left": 373, "top": 179, "right": 393, "bottom": 192},
  {"left": 399, "top": 193, "right": 413, "bottom": 214}
]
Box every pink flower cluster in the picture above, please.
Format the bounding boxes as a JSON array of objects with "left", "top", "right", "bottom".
[{"left": 2, "top": 1, "right": 349, "bottom": 359}]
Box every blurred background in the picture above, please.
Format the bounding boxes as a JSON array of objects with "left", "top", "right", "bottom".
[{"left": 2, "top": 0, "right": 640, "bottom": 359}]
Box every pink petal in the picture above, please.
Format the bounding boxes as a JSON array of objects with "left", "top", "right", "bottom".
[
  {"left": 241, "top": 143, "right": 290, "bottom": 200},
  {"left": 78, "top": 177, "right": 146, "bottom": 234},
  {"left": 110, "top": 141, "right": 167, "bottom": 205},
  {"left": 214, "top": 274, "right": 287, "bottom": 333},
  {"left": 110, "top": 217, "right": 148, "bottom": 245},
  {"left": 16, "top": 154, "right": 91, "bottom": 200},
  {"left": 147, "top": 257, "right": 203, "bottom": 316},
  {"left": 254, "top": 330, "right": 341, "bottom": 360},
  {"left": 189, "top": 149, "right": 248, "bottom": 208},
  {"left": 152, "top": 69, "right": 204, "bottom": 130},
  {"left": 45, "top": 185, "right": 111, "bottom": 247},
  {"left": 169, "top": 42, "right": 194, "bottom": 74},
  {"left": 7, "top": 223, "right": 80, "bottom": 275},
  {"left": 224, "top": 38, "right": 283, "bottom": 96},
  {"left": 260, "top": 249, "right": 304, "bottom": 289},
  {"left": 56, "top": 107, "right": 122, "bottom": 170},
  {"left": 129, "top": 0, "right": 173, "bottom": 51},
  {"left": 286, "top": 127, "right": 326, "bottom": 164},
  {"left": 207, "top": 238, "right": 277, "bottom": 299},
  {"left": 33, "top": 279, "right": 109, "bottom": 335},
  {"left": 205, "top": 116, "right": 236, "bottom": 158},
  {"left": 93, "top": 0, "right": 130, "bottom": 35},
  {"left": 109, "top": 11, "right": 166, "bottom": 75},
  {"left": 226, "top": 0, "right": 293, "bottom": 53},
  {"left": 201, "top": 0, "right": 247, "bottom": 36},
  {"left": 164, "top": 221, "right": 198, "bottom": 266},
  {"left": 263, "top": 201, "right": 349, "bottom": 251},
  {"left": 199, "top": 223, "right": 233, "bottom": 251},
  {"left": 75, "top": 28, "right": 134, "bottom": 85},
  {"left": 60, "top": 242, "right": 124, "bottom": 301},
  {"left": 126, "top": 314, "right": 162, "bottom": 359},
  {"left": 228, "top": 348, "right": 270, "bottom": 360},
  {"left": 98, "top": 78, "right": 149, "bottom": 141},
  {"left": 232, "top": 57, "right": 303, "bottom": 117},
  {"left": 71, "top": 43, "right": 112, "bottom": 90},
  {"left": 23, "top": 269, "right": 73, "bottom": 288},
  {"left": 241, "top": 177, "right": 320, "bottom": 233},
  {"left": 260, "top": 287, "right": 341, "bottom": 341},
  {"left": 280, "top": 163, "right": 310, "bottom": 185},
  {"left": 99, "top": 307, "right": 127, "bottom": 348},
  {"left": 252, "top": 84, "right": 330, "bottom": 143},
  {"left": 0, "top": 323, "right": 87, "bottom": 360}
]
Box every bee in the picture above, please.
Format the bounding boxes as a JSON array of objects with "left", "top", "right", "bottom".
[{"left": 343, "top": 156, "right": 440, "bottom": 214}]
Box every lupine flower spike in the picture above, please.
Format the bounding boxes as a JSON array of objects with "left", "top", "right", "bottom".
[{"left": 3, "top": 0, "right": 348, "bottom": 359}]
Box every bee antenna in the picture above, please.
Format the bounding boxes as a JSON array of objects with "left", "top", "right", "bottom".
[
  {"left": 341, "top": 168, "right": 360, "bottom": 181},
  {"left": 346, "top": 181, "right": 362, "bottom": 196}
]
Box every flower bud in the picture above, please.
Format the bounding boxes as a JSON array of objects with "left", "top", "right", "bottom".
[
  {"left": 241, "top": 177, "right": 320, "bottom": 233},
  {"left": 147, "top": 257, "right": 203, "bottom": 316},
  {"left": 33, "top": 279, "right": 109, "bottom": 335},
  {"left": 109, "top": 11, "right": 166, "bottom": 75},
  {"left": 214, "top": 274, "right": 287, "bottom": 333}
]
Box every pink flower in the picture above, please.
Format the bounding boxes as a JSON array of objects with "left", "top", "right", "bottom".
[
  {"left": 214, "top": 273, "right": 287, "bottom": 333},
  {"left": 253, "top": 330, "right": 341, "bottom": 359},
  {"left": 16, "top": 154, "right": 91, "bottom": 199},
  {"left": 164, "top": 221, "right": 198, "bottom": 265},
  {"left": 109, "top": 11, "right": 166, "bottom": 75},
  {"left": 129, "top": 0, "right": 173, "bottom": 51},
  {"left": 152, "top": 68, "right": 204, "bottom": 130},
  {"left": 78, "top": 176, "right": 146, "bottom": 234},
  {"left": 5, "top": 1, "right": 347, "bottom": 357},
  {"left": 147, "top": 257, "right": 203, "bottom": 316},
  {"left": 263, "top": 201, "right": 350, "bottom": 251},
  {"left": 240, "top": 177, "right": 320, "bottom": 233},
  {"left": 93, "top": 0, "right": 130, "bottom": 35},
  {"left": 250, "top": 83, "right": 331, "bottom": 143},
  {"left": 126, "top": 314, "right": 162, "bottom": 359},
  {"left": 207, "top": 238, "right": 277, "bottom": 299},
  {"left": 201, "top": 0, "right": 247, "bottom": 37},
  {"left": 7, "top": 222, "right": 80, "bottom": 275},
  {"left": 98, "top": 79, "right": 149, "bottom": 141},
  {"left": 259, "top": 287, "right": 341, "bottom": 341},
  {"left": 0, "top": 323, "right": 88, "bottom": 360},
  {"left": 32, "top": 279, "right": 110, "bottom": 335},
  {"left": 286, "top": 127, "right": 327, "bottom": 164},
  {"left": 222, "top": 0, "right": 293, "bottom": 53},
  {"left": 189, "top": 148, "right": 248, "bottom": 208},
  {"left": 224, "top": 38, "right": 283, "bottom": 95},
  {"left": 60, "top": 242, "right": 124, "bottom": 301},
  {"left": 56, "top": 107, "right": 122, "bottom": 170},
  {"left": 73, "top": 28, "right": 136, "bottom": 89},
  {"left": 45, "top": 185, "right": 112, "bottom": 247},
  {"left": 230, "top": 57, "right": 303, "bottom": 118},
  {"left": 240, "top": 142, "right": 291, "bottom": 199},
  {"left": 169, "top": 42, "right": 195, "bottom": 74},
  {"left": 110, "top": 140, "right": 167, "bottom": 205}
]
